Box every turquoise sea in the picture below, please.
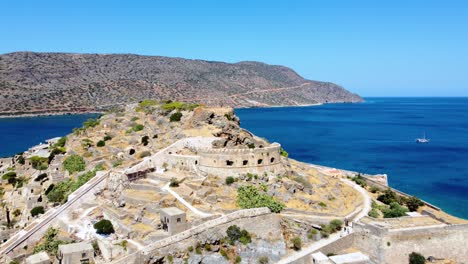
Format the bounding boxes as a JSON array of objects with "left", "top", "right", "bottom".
[
  {"left": 0, "top": 98, "right": 467, "bottom": 219},
  {"left": 236, "top": 98, "right": 468, "bottom": 219}
]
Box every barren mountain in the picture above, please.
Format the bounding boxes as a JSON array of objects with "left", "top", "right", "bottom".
[{"left": 0, "top": 52, "right": 362, "bottom": 116}]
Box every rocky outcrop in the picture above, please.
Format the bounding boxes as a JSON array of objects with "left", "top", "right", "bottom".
[{"left": 0, "top": 52, "right": 363, "bottom": 116}]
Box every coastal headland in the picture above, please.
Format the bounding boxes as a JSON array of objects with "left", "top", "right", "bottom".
[{"left": 0, "top": 101, "right": 466, "bottom": 264}]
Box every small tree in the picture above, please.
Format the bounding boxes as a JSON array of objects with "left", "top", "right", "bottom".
[
  {"left": 96, "top": 140, "right": 105, "bottom": 147},
  {"left": 94, "top": 219, "right": 115, "bottom": 235},
  {"left": 31, "top": 206, "right": 45, "bottom": 217},
  {"left": 409, "top": 252, "right": 426, "bottom": 264}
]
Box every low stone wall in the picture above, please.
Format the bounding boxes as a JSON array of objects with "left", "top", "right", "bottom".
[
  {"left": 110, "top": 208, "right": 272, "bottom": 264},
  {"left": 352, "top": 222, "right": 468, "bottom": 263}
]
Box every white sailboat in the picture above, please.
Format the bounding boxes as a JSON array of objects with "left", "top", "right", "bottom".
[{"left": 415, "top": 132, "right": 430, "bottom": 143}]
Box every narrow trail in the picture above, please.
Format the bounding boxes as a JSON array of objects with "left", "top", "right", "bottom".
[{"left": 162, "top": 182, "right": 212, "bottom": 218}]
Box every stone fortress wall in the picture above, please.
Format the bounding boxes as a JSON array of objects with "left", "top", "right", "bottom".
[
  {"left": 307, "top": 220, "right": 468, "bottom": 264},
  {"left": 125, "top": 137, "right": 286, "bottom": 177},
  {"left": 196, "top": 142, "right": 285, "bottom": 176}
]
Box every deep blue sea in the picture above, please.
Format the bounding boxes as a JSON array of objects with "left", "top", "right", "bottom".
[
  {"left": 236, "top": 98, "right": 468, "bottom": 219},
  {"left": 0, "top": 114, "right": 98, "bottom": 157},
  {"left": 0, "top": 98, "right": 467, "bottom": 219}
]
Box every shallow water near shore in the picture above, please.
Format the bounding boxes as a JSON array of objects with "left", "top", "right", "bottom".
[{"left": 236, "top": 97, "right": 468, "bottom": 219}]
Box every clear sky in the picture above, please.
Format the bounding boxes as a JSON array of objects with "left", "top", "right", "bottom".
[{"left": 1, "top": 0, "right": 467, "bottom": 96}]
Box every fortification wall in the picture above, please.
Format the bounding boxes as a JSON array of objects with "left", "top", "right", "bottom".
[
  {"left": 352, "top": 222, "right": 468, "bottom": 263},
  {"left": 110, "top": 208, "right": 274, "bottom": 264},
  {"left": 197, "top": 143, "right": 284, "bottom": 177}
]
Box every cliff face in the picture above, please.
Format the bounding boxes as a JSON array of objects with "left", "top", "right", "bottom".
[{"left": 0, "top": 52, "right": 363, "bottom": 115}]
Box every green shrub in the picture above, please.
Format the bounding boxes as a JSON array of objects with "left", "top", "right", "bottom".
[
  {"left": 235, "top": 256, "right": 242, "bottom": 263},
  {"left": 195, "top": 246, "right": 202, "bottom": 254},
  {"left": 17, "top": 155, "right": 25, "bottom": 165},
  {"left": 239, "top": 229, "right": 252, "bottom": 245},
  {"left": 291, "top": 236, "right": 302, "bottom": 250},
  {"left": 351, "top": 174, "right": 367, "bottom": 188},
  {"left": 94, "top": 219, "right": 115, "bottom": 235},
  {"left": 247, "top": 143, "right": 255, "bottom": 149},
  {"left": 409, "top": 252, "right": 426, "bottom": 264},
  {"left": 368, "top": 209, "right": 380, "bottom": 218},
  {"left": 104, "top": 135, "right": 112, "bottom": 141},
  {"left": 382, "top": 202, "right": 409, "bottom": 218},
  {"left": 83, "top": 118, "right": 100, "bottom": 129},
  {"left": 170, "top": 112, "right": 183, "bottom": 122},
  {"left": 62, "top": 154, "right": 85, "bottom": 174},
  {"left": 162, "top": 101, "right": 199, "bottom": 112},
  {"left": 406, "top": 196, "right": 424, "bottom": 212},
  {"left": 31, "top": 206, "right": 45, "bottom": 217},
  {"left": 307, "top": 228, "right": 318, "bottom": 239},
  {"left": 204, "top": 244, "right": 211, "bottom": 251},
  {"left": 280, "top": 147, "right": 289, "bottom": 157},
  {"left": 227, "top": 225, "right": 242, "bottom": 242},
  {"left": 47, "top": 170, "right": 97, "bottom": 203},
  {"left": 136, "top": 99, "right": 158, "bottom": 113},
  {"left": 81, "top": 139, "right": 94, "bottom": 149},
  {"left": 237, "top": 185, "right": 285, "bottom": 213},
  {"left": 377, "top": 189, "right": 400, "bottom": 205},
  {"left": 97, "top": 140, "right": 106, "bottom": 147},
  {"left": 329, "top": 219, "right": 343, "bottom": 231},
  {"left": 30, "top": 156, "right": 48, "bottom": 170},
  {"left": 130, "top": 124, "right": 144, "bottom": 132},
  {"left": 131, "top": 116, "right": 140, "bottom": 121},
  {"left": 9, "top": 260, "right": 19, "bottom": 264},
  {"left": 33, "top": 227, "right": 68, "bottom": 256},
  {"left": 188, "top": 246, "right": 193, "bottom": 252},
  {"left": 370, "top": 186, "right": 382, "bottom": 193},
  {"left": 54, "top": 137, "right": 67, "bottom": 148},
  {"left": 2, "top": 171, "right": 17, "bottom": 185},
  {"left": 226, "top": 176, "right": 235, "bottom": 185},
  {"left": 112, "top": 160, "right": 123, "bottom": 168},
  {"left": 318, "top": 202, "right": 327, "bottom": 208}
]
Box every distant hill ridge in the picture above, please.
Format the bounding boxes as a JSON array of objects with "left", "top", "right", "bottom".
[{"left": 0, "top": 52, "right": 362, "bottom": 116}]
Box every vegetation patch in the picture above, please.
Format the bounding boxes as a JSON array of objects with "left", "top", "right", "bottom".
[
  {"left": 351, "top": 174, "right": 367, "bottom": 188},
  {"left": 291, "top": 236, "right": 302, "bottom": 250},
  {"left": 62, "top": 154, "right": 86, "bottom": 174},
  {"left": 162, "top": 101, "right": 199, "bottom": 112},
  {"left": 30, "top": 156, "right": 49, "bottom": 170},
  {"left": 280, "top": 147, "right": 289, "bottom": 157},
  {"left": 226, "top": 225, "right": 252, "bottom": 245},
  {"left": 47, "top": 169, "right": 98, "bottom": 203},
  {"left": 33, "top": 227, "right": 68, "bottom": 256},
  {"left": 237, "top": 185, "right": 285, "bottom": 213}
]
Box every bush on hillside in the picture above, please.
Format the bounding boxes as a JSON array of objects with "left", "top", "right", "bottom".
[
  {"left": 170, "top": 112, "right": 183, "bottom": 122},
  {"left": 62, "top": 154, "right": 85, "bottom": 174},
  {"left": 291, "top": 237, "right": 302, "bottom": 250},
  {"left": 30, "top": 206, "right": 45, "bottom": 217},
  {"left": 97, "top": 140, "right": 105, "bottom": 147},
  {"left": 237, "top": 185, "right": 285, "bottom": 213},
  {"left": 225, "top": 176, "right": 235, "bottom": 185},
  {"left": 382, "top": 202, "right": 409, "bottom": 218},
  {"left": 409, "top": 252, "right": 426, "bottom": 264},
  {"left": 94, "top": 219, "right": 115, "bottom": 235},
  {"left": 406, "top": 196, "right": 424, "bottom": 212},
  {"left": 30, "top": 156, "right": 48, "bottom": 170}
]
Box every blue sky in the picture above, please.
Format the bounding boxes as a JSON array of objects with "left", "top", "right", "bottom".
[{"left": 1, "top": 0, "right": 467, "bottom": 96}]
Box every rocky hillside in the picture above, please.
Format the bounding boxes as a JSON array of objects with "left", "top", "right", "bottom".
[{"left": 0, "top": 52, "right": 363, "bottom": 116}]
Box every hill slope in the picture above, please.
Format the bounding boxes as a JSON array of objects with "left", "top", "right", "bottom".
[{"left": 0, "top": 52, "right": 362, "bottom": 115}]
